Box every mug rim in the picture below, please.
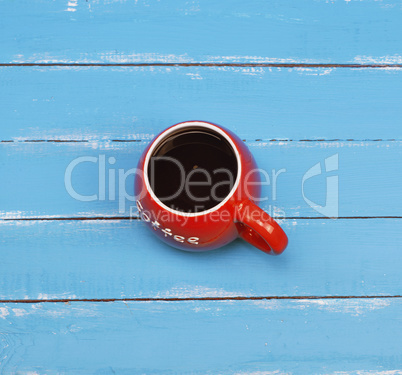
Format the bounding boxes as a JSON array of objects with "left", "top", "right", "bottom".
[{"left": 143, "top": 121, "right": 242, "bottom": 217}]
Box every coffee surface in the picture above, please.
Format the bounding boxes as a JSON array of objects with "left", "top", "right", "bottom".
[{"left": 148, "top": 129, "right": 238, "bottom": 213}]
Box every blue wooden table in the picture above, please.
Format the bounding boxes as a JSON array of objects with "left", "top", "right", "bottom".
[{"left": 1, "top": 1, "right": 402, "bottom": 373}]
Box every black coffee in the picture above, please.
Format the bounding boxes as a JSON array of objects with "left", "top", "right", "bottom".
[{"left": 148, "top": 127, "right": 238, "bottom": 213}]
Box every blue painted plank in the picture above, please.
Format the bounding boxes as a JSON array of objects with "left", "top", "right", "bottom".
[
  {"left": 1, "top": 0, "right": 401, "bottom": 64},
  {"left": 0, "top": 218, "right": 401, "bottom": 300},
  {"left": 1, "top": 66, "right": 402, "bottom": 140},
  {"left": 0, "top": 299, "right": 401, "bottom": 374},
  {"left": 1, "top": 141, "right": 401, "bottom": 218}
]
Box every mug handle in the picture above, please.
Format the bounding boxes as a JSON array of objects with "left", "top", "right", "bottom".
[{"left": 236, "top": 200, "right": 288, "bottom": 255}]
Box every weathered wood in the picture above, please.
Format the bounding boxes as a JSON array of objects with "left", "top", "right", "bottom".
[
  {"left": 0, "top": 299, "right": 401, "bottom": 374},
  {"left": 1, "top": 0, "right": 401, "bottom": 64},
  {"left": 1, "top": 1, "right": 401, "bottom": 372},
  {"left": 0, "top": 218, "right": 400, "bottom": 300},
  {"left": 1, "top": 140, "right": 401, "bottom": 218},
  {"left": 1, "top": 66, "right": 402, "bottom": 140}
]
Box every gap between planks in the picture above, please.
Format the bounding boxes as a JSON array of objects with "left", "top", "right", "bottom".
[
  {"left": 1, "top": 63, "right": 402, "bottom": 68},
  {"left": 0, "top": 295, "right": 401, "bottom": 304},
  {"left": 2, "top": 216, "right": 402, "bottom": 222},
  {"left": 1, "top": 139, "right": 402, "bottom": 143}
]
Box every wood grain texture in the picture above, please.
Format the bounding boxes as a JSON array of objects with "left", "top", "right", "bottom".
[
  {"left": 1, "top": 66, "right": 402, "bottom": 140},
  {"left": 1, "top": 141, "right": 401, "bottom": 218},
  {"left": 1, "top": 0, "right": 402, "bottom": 372},
  {"left": 1, "top": 0, "right": 402, "bottom": 65},
  {"left": 0, "top": 299, "right": 401, "bottom": 374},
  {"left": 0, "top": 218, "right": 401, "bottom": 300}
]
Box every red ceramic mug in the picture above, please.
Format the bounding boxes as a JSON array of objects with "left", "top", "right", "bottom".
[{"left": 134, "top": 121, "right": 288, "bottom": 255}]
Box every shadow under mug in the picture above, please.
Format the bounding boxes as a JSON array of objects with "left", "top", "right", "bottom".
[{"left": 134, "top": 121, "right": 288, "bottom": 255}]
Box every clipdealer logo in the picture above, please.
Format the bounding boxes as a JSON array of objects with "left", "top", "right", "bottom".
[
  {"left": 64, "top": 153, "right": 339, "bottom": 218},
  {"left": 302, "top": 153, "right": 339, "bottom": 218}
]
